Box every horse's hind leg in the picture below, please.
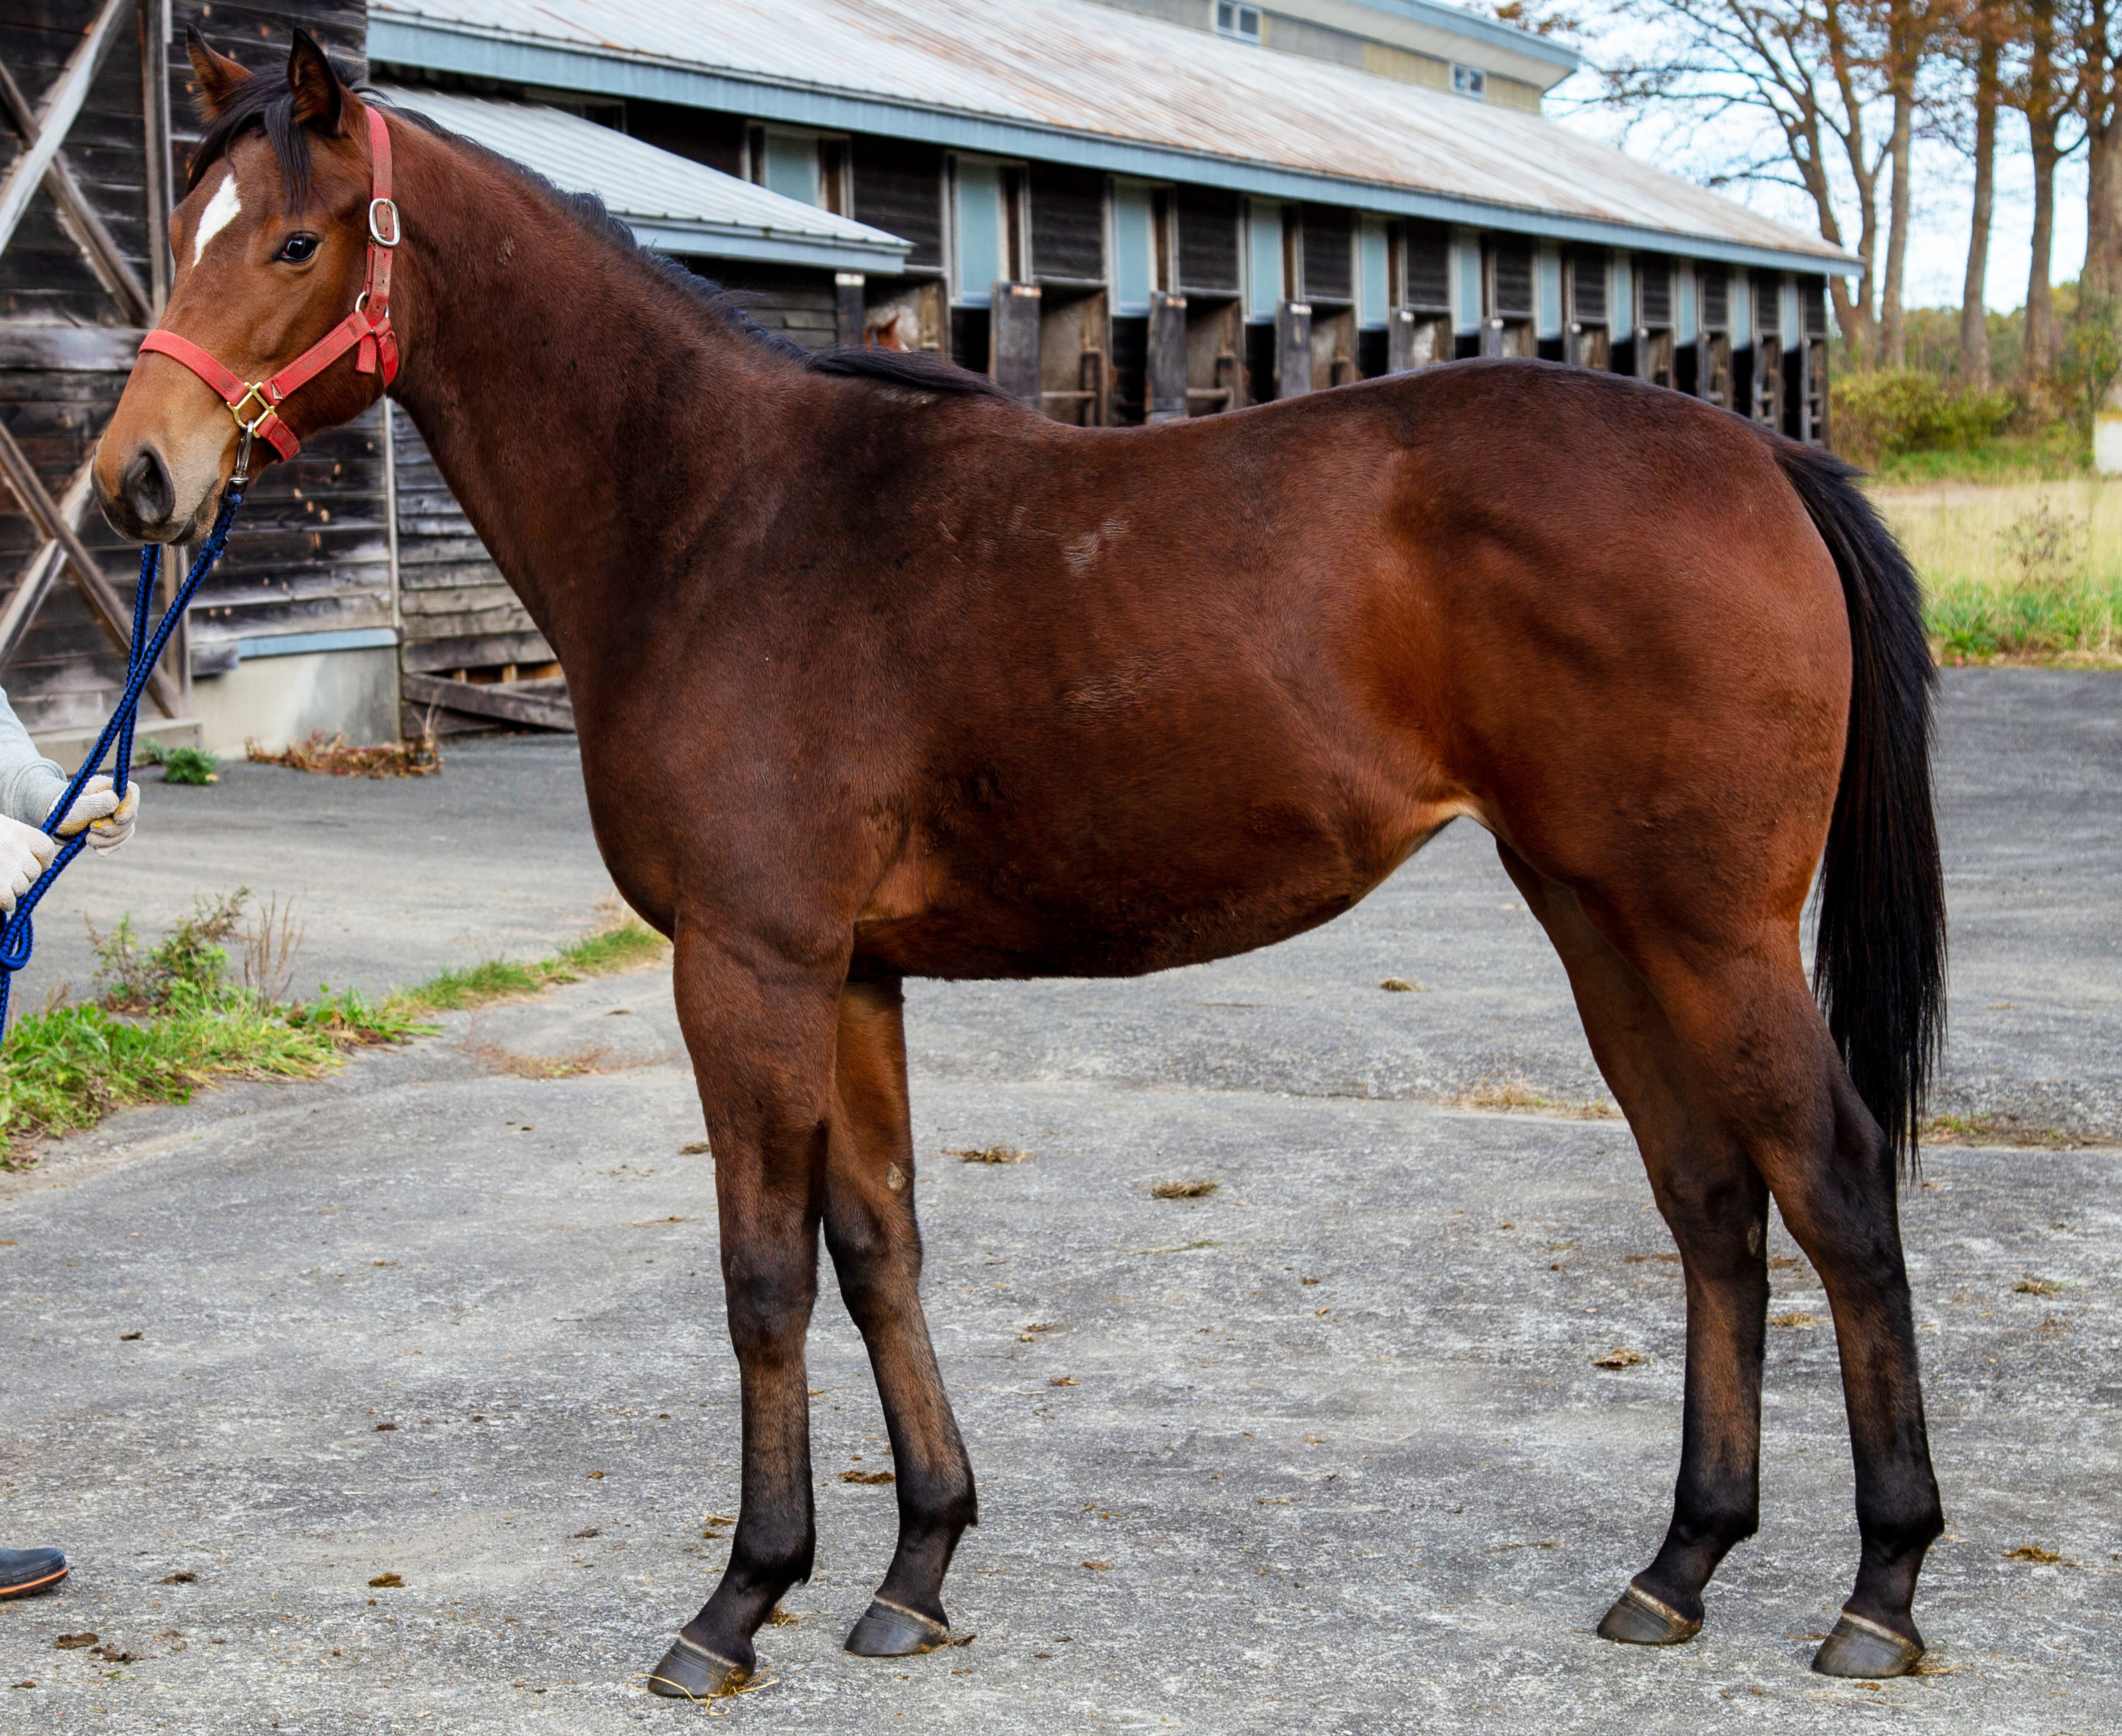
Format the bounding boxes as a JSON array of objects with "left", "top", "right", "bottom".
[
  {"left": 1511, "top": 845, "right": 1942, "bottom": 1677},
  {"left": 1500, "top": 847, "right": 1770, "bottom": 1644},
  {"left": 821, "top": 977, "right": 978, "bottom": 1657}
]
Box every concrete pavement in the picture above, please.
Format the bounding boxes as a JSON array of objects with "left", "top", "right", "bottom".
[{"left": 0, "top": 670, "right": 2116, "bottom": 1733}]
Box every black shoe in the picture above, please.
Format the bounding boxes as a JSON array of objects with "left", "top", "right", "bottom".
[{"left": 0, "top": 1548, "right": 67, "bottom": 1599}]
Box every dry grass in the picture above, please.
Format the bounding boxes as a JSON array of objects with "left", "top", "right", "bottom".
[
  {"left": 462, "top": 1038, "right": 658, "bottom": 1079},
  {"left": 249, "top": 729, "right": 442, "bottom": 778},
  {"left": 1922, "top": 1111, "right": 2115, "bottom": 1149},
  {"left": 951, "top": 1145, "right": 1031, "bottom": 1163},
  {"left": 1448, "top": 1078, "right": 1620, "bottom": 1120},
  {"left": 1871, "top": 477, "right": 2122, "bottom": 665},
  {"left": 1150, "top": 1178, "right": 1218, "bottom": 1199},
  {"left": 1592, "top": 1345, "right": 1647, "bottom": 1369}
]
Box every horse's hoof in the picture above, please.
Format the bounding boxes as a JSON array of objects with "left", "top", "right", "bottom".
[
  {"left": 1596, "top": 1582, "right": 1703, "bottom": 1646},
  {"left": 845, "top": 1595, "right": 950, "bottom": 1657},
  {"left": 644, "top": 1633, "right": 750, "bottom": 1700},
  {"left": 1811, "top": 1610, "right": 1922, "bottom": 1678}
]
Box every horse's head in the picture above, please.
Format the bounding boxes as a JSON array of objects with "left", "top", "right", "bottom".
[{"left": 96, "top": 29, "right": 389, "bottom": 543}]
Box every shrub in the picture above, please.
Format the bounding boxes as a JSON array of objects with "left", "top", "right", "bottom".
[{"left": 1830, "top": 369, "right": 2016, "bottom": 468}]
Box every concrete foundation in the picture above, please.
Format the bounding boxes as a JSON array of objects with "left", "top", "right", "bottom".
[{"left": 188, "top": 646, "right": 400, "bottom": 757}]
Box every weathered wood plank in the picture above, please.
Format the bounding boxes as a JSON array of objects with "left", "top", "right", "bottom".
[
  {"left": 404, "top": 671, "right": 572, "bottom": 732},
  {"left": 400, "top": 629, "right": 554, "bottom": 674}
]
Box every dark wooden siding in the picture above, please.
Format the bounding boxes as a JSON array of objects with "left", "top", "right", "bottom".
[
  {"left": 1299, "top": 205, "right": 1351, "bottom": 303},
  {"left": 1699, "top": 266, "right": 1728, "bottom": 329},
  {"left": 390, "top": 410, "right": 547, "bottom": 677},
  {"left": 1029, "top": 162, "right": 1103, "bottom": 285},
  {"left": 0, "top": 1, "right": 154, "bottom": 324},
  {"left": 1403, "top": 223, "right": 1449, "bottom": 311},
  {"left": 1176, "top": 186, "right": 1240, "bottom": 294},
  {"left": 1637, "top": 255, "right": 1672, "bottom": 327},
  {"left": 620, "top": 98, "right": 744, "bottom": 178},
  {"left": 1490, "top": 237, "right": 1533, "bottom": 319},
  {"left": 852, "top": 136, "right": 944, "bottom": 271},
  {"left": 703, "top": 263, "right": 839, "bottom": 351}
]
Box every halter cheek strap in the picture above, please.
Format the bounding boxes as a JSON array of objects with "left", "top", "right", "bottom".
[{"left": 137, "top": 104, "right": 400, "bottom": 466}]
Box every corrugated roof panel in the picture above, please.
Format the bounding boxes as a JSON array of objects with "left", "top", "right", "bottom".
[
  {"left": 370, "top": 0, "right": 1853, "bottom": 269},
  {"left": 371, "top": 84, "right": 911, "bottom": 271}
]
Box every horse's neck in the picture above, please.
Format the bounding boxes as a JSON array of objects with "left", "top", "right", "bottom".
[{"left": 384, "top": 132, "right": 783, "bottom": 659}]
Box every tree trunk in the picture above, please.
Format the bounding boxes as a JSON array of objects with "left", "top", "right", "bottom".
[
  {"left": 1881, "top": 65, "right": 1917, "bottom": 370},
  {"left": 2084, "top": 0, "right": 2122, "bottom": 307},
  {"left": 2026, "top": 0, "right": 2061, "bottom": 382},
  {"left": 1962, "top": 27, "right": 1998, "bottom": 390}
]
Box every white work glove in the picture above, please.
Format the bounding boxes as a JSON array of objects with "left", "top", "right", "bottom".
[
  {"left": 0, "top": 813, "right": 56, "bottom": 915},
  {"left": 49, "top": 774, "right": 138, "bottom": 856}
]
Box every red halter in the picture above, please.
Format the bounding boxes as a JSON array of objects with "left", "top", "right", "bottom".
[{"left": 138, "top": 104, "right": 400, "bottom": 467}]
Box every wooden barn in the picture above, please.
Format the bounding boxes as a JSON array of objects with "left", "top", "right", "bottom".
[{"left": 1, "top": 0, "right": 1857, "bottom": 760}]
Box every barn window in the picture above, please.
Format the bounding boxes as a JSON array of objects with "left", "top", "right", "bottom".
[
  {"left": 1216, "top": 3, "right": 1263, "bottom": 42},
  {"left": 1452, "top": 63, "right": 1487, "bottom": 100}
]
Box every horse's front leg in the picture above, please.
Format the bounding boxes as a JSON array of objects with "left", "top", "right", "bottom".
[
  {"left": 647, "top": 923, "right": 844, "bottom": 1701},
  {"left": 823, "top": 976, "right": 978, "bottom": 1657}
]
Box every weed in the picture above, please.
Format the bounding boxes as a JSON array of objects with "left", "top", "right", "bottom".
[
  {"left": 90, "top": 891, "right": 247, "bottom": 1013},
  {"left": 144, "top": 742, "right": 219, "bottom": 785}
]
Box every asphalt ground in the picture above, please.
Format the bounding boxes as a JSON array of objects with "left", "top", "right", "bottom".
[{"left": 0, "top": 669, "right": 2116, "bottom": 1734}]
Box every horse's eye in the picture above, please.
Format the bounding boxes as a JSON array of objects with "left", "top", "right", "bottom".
[{"left": 276, "top": 233, "right": 319, "bottom": 264}]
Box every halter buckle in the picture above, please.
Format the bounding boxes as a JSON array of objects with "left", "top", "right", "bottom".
[
  {"left": 227, "top": 382, "right": 276, "bottom": 434},
  {"left": 368, "top": 196, "right": 401, "bottom": 247}
]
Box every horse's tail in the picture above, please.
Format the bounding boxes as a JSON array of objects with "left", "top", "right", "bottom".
[{"left": 1771, "top": 436, "right": 1946, "bottom": 1175}]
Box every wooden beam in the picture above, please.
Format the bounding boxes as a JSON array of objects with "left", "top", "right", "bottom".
[
  {"left": 402, "top": 672, "right": 574, "bottom": 732},
  {"left": 0, "top": 452, "right": 96, "bottom": 670},
  {"left": 0, "top": 54, "right": 152, "bottom": 326},
  {"left": 0, "top": 0, "right": 134, "bottom": 263},
  {"left": 0, "top": 419, "right": 179, "bottom": 719},
  {"left": 138, "top": 0, "right": 172, "bottom": 316}
]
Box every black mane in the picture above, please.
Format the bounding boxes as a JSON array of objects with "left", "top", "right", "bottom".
[{"left": 190, "top": 65, "right": 1009, "bottom": 402}]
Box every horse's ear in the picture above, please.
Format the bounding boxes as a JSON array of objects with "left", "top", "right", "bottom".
[
  {"left": 285, "top": 29, "right": 346, "bottom": 132},
  {"left": 185, "top": 27, "right": 250, "bottom": 120}
]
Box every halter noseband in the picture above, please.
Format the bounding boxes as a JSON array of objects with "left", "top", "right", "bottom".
[{"left": 138, "top": 104, "right": 400, "bottom": 472}]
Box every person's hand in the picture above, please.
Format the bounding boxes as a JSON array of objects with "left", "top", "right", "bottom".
[
  {"left": 49, "top": 774, "right": 139, "bottom": 855},
  {"left": 0, "top": 814, "right": 56, "bottom": 915}
]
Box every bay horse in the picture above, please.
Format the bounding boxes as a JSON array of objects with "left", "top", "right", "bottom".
[{"left": 94, "top": 31, "right": 1949, "bottom": 1697}]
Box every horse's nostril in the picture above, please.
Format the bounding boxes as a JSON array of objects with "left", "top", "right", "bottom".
[{"left": 122, "top": 448, "right": 174, "bottom": 526}]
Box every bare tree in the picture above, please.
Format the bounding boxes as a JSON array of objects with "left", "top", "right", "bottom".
[
  {"left": 1589, "top": 0, "right": 1925, "bottom": 364},
  {"left": 2076, "top": 0, "right": 2121, "bottom": 308},
  {"left": 1949, "top": 1, "right": 2006, "bottom": 386},
  {"left": 2016, "top": 0, "right": 2069, "bottom": 377}
]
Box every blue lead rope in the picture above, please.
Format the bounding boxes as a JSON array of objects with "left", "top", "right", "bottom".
[{"left": 0, "top": 482, "right": 247, "bottom": 1037}]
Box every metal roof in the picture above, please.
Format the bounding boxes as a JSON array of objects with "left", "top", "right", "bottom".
[
  {"left": 369, "top": 84, "right": 911, "bottom": 271},
  {"left": 369, "top": 0, "right": 1857, "bottom": 274}
]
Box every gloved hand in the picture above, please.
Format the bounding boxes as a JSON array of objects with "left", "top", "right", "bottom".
[
  {"left": 0, "top": 813, "right": 56, "bottom": 915},
  {"left": 49, "top": 774, "right": 139, "bottom": 856}
]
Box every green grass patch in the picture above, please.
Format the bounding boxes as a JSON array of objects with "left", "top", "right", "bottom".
[
  {"left": 0, "top": 893, "right": 428, "bottom": 1168},
  {"left": 1871, "top": 478, "right": 2122, "bottom": 666},
  {"left": 382, "top": 915, "right": 668, "bottom": 1016},
  {"left": 0, "top": 899, "right": 670, "bottom": 1169},
  {"left": 1872, "top": 423, "right": 2092, "bottom": 486}
]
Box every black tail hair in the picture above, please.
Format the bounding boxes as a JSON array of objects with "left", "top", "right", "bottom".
[{"left": 1773, "top": 436, "right": 1946, "bottom": 1175}]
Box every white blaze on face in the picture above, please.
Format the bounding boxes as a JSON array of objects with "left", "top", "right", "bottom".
[{"left": 192, "top": 170, "right": 242, "bottom": 267}]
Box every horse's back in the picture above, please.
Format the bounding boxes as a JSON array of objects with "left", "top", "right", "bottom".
[{"left": 823, "top": 361, "right": 1847, "bottom": 982}]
